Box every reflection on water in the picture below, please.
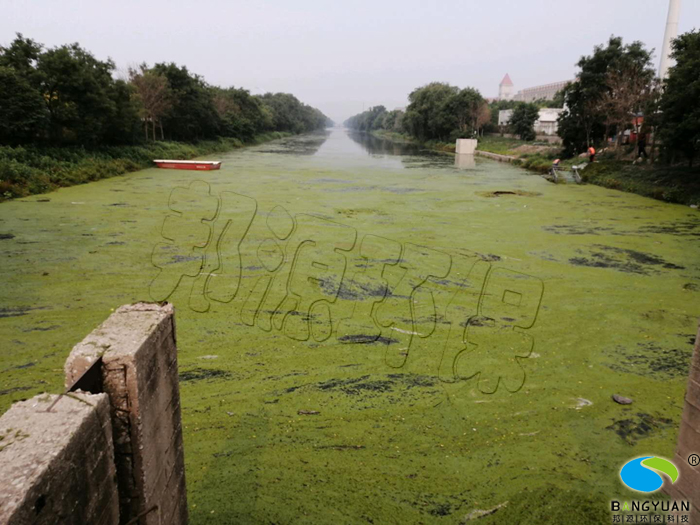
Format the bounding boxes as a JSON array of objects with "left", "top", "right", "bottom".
[
  {"left": 345, "top": 130, "right": 464, "bottom": 171},
  {"left": 346, "top": 130, "right": 424, "bottom": 156},
  {"left": 454, "top": 154, "right": 476, "bottom": 170},
  {"left": 255, "top": 130, "right": 330, "bottom": 155}
]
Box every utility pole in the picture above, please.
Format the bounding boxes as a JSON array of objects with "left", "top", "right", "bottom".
[{"left": 659, "top": 0, "right": 681, "bottom": 79}]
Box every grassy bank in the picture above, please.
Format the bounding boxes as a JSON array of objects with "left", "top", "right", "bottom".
[
  {"left": 581, "top": 160, "right": 700, "bottom": 205},
  {"left": 0, "top": 132, "right": 290, "bottom": 200},
  {"left": 372, "top": 131, "right": 700, "bottom": 205}
]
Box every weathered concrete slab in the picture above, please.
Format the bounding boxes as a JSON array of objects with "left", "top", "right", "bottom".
[
  {"left": 0, "top": 393, "right": 119, "bottom": 525},
  {"left": 456, "top": 138, "right": 477, "bottom": 155},
  {"left": 665, "top": 321, "right": 700, "bottom": 518},
  {"left": 475, "top": 150, "right": 516, "bottom": 163},
  {"left": 65, "top": 302, "right": 187, "bottom": 525}
]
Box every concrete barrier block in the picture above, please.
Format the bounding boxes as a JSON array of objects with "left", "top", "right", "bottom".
[
  {"left": 456, "top": 139, "right": 477, "bottom": 155},
  {"left": 0, "top": 393, "right": 118, "bottom": 525},
  {"left": 64, "top": 302, "right": 187, "bottom": 525}
]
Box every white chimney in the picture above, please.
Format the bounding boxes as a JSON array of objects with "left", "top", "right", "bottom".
[{"left": 659, "top": 0, "right": 682, "bottom": 79}]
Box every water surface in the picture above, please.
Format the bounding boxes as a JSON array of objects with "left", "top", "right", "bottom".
[{"left": 1, "top": 129, "right": 698, "bottom": 523}]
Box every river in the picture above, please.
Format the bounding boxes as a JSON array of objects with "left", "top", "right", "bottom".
[{"left": 1, "top": 128, "right": 698, "bottom": 523}]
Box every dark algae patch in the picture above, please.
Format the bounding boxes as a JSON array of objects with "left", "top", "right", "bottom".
[
  {"left": 569, "top": 244, "right": 684, "bottom": 274},
  {"left": 606, "top": 413, "right": 674, "bottom": 445},
  {"left": 179, "top": 368, "right": 231, "bottom": 383},
  {"left": 543, "top": 224, "right": 616, "bottom": 236},
  {"left": 476, "top": 190, "right": 541, "bottom": 198},
  {"left": 337, "top": 334, "right": 399, "bottom": 345},
  {"left": 606, "top": 342, "right": 692, "bottom": 379}
]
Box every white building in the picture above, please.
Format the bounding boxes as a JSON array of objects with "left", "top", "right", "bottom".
[
  {"left": 498, "top": 108, "right": 564, "bottom": 136},
  {"left": 498, "top": 74, "right": 515, "bottom": 101},
  {"left": 513, "top": 81, "right": 570, "bottom": 102},
  {"left": 497, "top": 74, "right": 572, "bottom": 103},
  {"left": 534, "top": 108, "right": 564, "bottom": 135},
  {"left": 498, "top": 109, "right": 513, "bottom": 127}
]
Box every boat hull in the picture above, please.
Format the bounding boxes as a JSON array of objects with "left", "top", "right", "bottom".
[{"left": 154, "top": 160, "right": 221, "bottom": 170}]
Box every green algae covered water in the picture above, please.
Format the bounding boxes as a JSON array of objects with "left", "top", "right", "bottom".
[{"left": 1, "top": 129, "right": 698, "bottom": 523}]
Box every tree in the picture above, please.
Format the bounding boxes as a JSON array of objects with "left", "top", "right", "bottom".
[
  {"left": 551, "top": 88, "right": 567, "bottom": 109},
  {"left": 403, "top": 83, "right": 459, "bottom": 141},
  {"left": 449, "top": 87, "right": 484, "bottom": 138},
  {"left": 151, "top": 63, "right": 221, "bottom": 141},
  {"left": 599, "top": 53, "right": 655, "bottom": 155},
  {"left": 0, "top": 34, "right": 42, "bottom": 82},
  {"left": 103, "top": 79, "right": 141, "bottom": 145},
  {"left": 558, "top": 36, "right": 654, "bottom": 156},
  {"left": 129, "top": 65, "right": 172, "bottom": 141},
  {"left": 0, "top": 66, "right": 46, "bottom": 143},
  {"left": 35, "top": 43, "right": 128, "bottom": 144},
  {"left": 212, "top": 86, "right": 271, "bottom": 141},
  {"left": 509, "top": 102, "right": 539, "bottom": 141},
  {"left": 258, "top": 92, "right": 329, "bottom": 134},
  {"left": 1, "top": 35, "right": 139, "bottom": 145},
  {"left": 401, "top": 83, "right": 485, "bottom": 142},
  {"left": 475, "top": 102, "right": 491, "bottom": 136},
  {"left": 0, "top": 34, "right": 329, "bottom": 147},
  {"left": 658, "top": 30, "right": 700, "bottom": 167}
]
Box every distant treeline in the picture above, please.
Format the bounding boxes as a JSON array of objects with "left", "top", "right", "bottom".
[
  {"left": 344, "top": 83, "right": 491, "bottom": 143},
  {"left": 344, "top": 85, "right": 554, "bottom": 145},
  {"left": 346, "top": 31, "right": 700, "bottom": 168},
  {"left": 0, "top": 34, "right": 332, "bottom": 147}
]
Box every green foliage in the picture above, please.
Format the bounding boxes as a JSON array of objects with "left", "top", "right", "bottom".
[
  {"left": 475, "top": 135, "right": 525, "bottom": 156},
  {"left": 581, "top": 158, "right": 700, "bottom": 204},
  {"left": 380, "top": 109, "right": 404, "bottom": 132},
  {"left": 558, "top": 36, "right": 654, "bottom": 156},
  {"left": 551, "top": 88, "right": 566, "bottom": 108},
  {"left": 212, "top": 86, "right": 270, "bottom": 141},
  {"left": 403, "top": 82, "right": 459, "bottom": 141},
  {"left": 39, "top": 43, "right": 137, "bottom": 145},
  {"left": 344, "top": 105, "right": 389, "bottom": 132},
  {"left": 0, "top": 67, "right": 46, "bottom": 143},
  {"left": 151, "top": 63, "right": 221, "bottom": 141},
  {"left": 347, "top": 82, "right": 487, "bottom": 143},
  {"left": 0, "top": 34, "right": 329, "bottom": 149},
  {"left": 509, "top": 102, "right": 539, "bottom": 141},
  {"left": 257, "top": 92, "right": 331, "bottom": 134},
  {"left": 659, "top": 30, "right": 700, "bottom": 167}
]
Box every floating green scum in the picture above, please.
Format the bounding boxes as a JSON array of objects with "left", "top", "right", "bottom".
[{"left": 1, "top": 131, "right": 698, "bottom": 523}]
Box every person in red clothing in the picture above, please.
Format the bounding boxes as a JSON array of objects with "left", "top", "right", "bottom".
[{"left": 588, "top": 146, "right": 596, "bottom": 163}]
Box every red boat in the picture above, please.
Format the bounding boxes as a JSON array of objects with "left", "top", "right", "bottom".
[{"left": 153, "top": 160, "right": 222, "bottom": 170}]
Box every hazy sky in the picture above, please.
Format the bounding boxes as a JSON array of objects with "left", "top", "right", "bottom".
[{"left": 3, "top": 0, "right": 698, "bottom": 123}]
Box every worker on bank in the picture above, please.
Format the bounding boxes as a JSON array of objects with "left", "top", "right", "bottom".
[
  {"left": 588, "top": 146, "right": 596, "bottom": 163},
  {"left": 550, "top": 158, "right": 561, "bottom": 181},
  {"left": 637, "top": 135, "right": 648, "bottom": 159}
]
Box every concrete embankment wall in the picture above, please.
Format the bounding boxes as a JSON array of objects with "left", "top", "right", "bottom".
[
  {"left": 475, "top": 150, "right": 516, "bottom": 163},
  {"left": 0, "top": 302, "right": 187, "bottom": 525},
  {"left": 665, "top": 322, "right": 700, "bottom": 524}
]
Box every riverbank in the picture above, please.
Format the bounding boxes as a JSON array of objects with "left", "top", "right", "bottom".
[
  {"left": 0, "top": 132, "right": 291, "bottom": 201},
  {"left": 370, "top": 131, "right": 700, "bottom": 206}
]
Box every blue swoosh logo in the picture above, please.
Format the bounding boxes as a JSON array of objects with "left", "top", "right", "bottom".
[{"left": 620, "top": 456, "right": 663, "bottom": 492}]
